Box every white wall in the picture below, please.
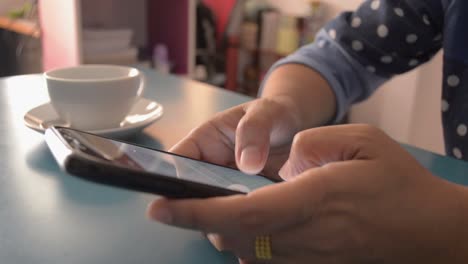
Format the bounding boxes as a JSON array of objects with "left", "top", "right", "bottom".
[
  {"left": 39, "top": 0, "right": 83, "bottom": 70},
  {"left": 322, "top": 0, "right": 445, "bottom": 154},
  {"left": 407, "top": 52, "right": 444, "bottom": 153}
]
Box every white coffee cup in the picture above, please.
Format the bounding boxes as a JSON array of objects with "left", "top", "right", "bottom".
[{"left": 44, "top": 65, "right": 145, "bottom": 130}]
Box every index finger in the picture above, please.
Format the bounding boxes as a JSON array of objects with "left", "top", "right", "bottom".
[
  {"left": 169, "top": 105, "right": 246, "bottom": 166},
  {"left": 169, "top": 134, "right": 202, "bottom": 160}
]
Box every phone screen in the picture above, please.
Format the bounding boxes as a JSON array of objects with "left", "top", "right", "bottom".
[{"left": 58, "top": 128, "right": 273, "bottom": 193}]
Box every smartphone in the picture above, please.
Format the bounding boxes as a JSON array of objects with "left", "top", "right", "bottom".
[{"left": 44, "top": 126, "right": 274, "bottom": 198}]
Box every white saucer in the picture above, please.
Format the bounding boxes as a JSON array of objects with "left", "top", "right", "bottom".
[{"left": 24, "top": 98, "right": 163, "bottom": 137}]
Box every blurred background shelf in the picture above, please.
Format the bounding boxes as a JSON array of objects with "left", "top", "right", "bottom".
[
  {"left": 2, "top": 0, "right": 325, "bottom": 90},
  {"left": 0, "top": 16, "right": 39, "bottom": 38},
  {"left": 38, "top": 0, "right": 195, "bottom": 76}
]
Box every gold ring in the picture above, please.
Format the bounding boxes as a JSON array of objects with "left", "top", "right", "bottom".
[{"left": 255, "top": 235, "right": 272, "bottom": 260}]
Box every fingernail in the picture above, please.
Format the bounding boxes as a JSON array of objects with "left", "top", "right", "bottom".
[
  {"left": 278, "top": 160, "right": 291, "bottom": 180},
  {"left": 240, "top": 146, "right": 263, "bottom": 174},
  {"left": 206, "top": 233, "right": 222, "bottom": 251},
  {"left": 150, "top": 207, "right": 173, "bottom": 224}
]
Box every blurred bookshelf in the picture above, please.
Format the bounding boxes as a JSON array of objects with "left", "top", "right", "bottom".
[
  {"left": 38, "top": 0, "right": 195, "bottom": 74},
  {"left": 0, "top": 16, "right": 40, "bottom": 38},
  {"left": 0, "top": 1, "right": 42, "bottom": 76},
  {"left": 3, "top": 0, "right": 326, "bottom": 94},
  {"left": 195, "top": 0, "right": 327, "bottom": 96}
]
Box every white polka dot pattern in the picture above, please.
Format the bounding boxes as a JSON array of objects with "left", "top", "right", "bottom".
[
  {"left": 406, "top": 34, "right": 418, "bottom": 44},
  {"left": 453, "top": 148, "right": 463, "bottom": 159},
  {"left": 352, "top": 40, "right": 364, "bottom": 51},
  {"left": 457, "top": 124, "right": 467, "bottom": 137},
  {"left": 367, "top": 66, "right": 376, "bottom": 73},
  {"left": 317, "top": 40, "right": 326, "bottom": 48},
  {"left": 409, "top": 59, "right": 419, "bottom": 67},
  {"left": 423, "top": 14, "right": 430, "bottom": 25},
  {"left": 441, "top": 99, "right": 449, "bottom": 112},
  {"left": 394, "top": 8, "right": 404, "bottom": 17},
  {"left": 381, "top": 56, "right": 393, "bottom": 64},
  {"left": 447, "top": 75, "right": 460, "bottom": 87},
  {"left": 329, "top": 29, "right": 337, "bottom": 40},
  {"left": 351, "top": 17, "right": 362, "bottom": 28},
  {"left": 315, "top": 0, "right": 458, "bottom": 160},
  {"left": 377, "top": 25, "right": 389, "bottom": 38}
]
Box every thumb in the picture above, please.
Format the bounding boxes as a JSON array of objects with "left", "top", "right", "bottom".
[
  {"left": 279, "top": 124, "right": 382, "bottom": 180},
  {"left": 147, "top": 172, "right": 327, "bottom": 235}
]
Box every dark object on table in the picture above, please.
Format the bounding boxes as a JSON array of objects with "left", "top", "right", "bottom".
[{"left": 0, "top": 29, "right": 18, "bottom": 77}]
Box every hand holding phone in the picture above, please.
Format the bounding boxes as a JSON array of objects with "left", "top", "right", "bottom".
[{"left": 45, "top": 127, "right": 274, "bottom": 198}]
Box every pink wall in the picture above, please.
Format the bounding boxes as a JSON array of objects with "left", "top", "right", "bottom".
[
  {"left": 39, "top": 0, "right": 82, "bottom": 71},
  {"left": 147, "top": 0, "right": 190, "bottom": 74}
]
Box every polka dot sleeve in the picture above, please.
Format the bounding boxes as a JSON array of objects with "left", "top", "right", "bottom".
[
  {"left": 260, "top": 29, "right": 388, "bottom": 123},
  {"left": 260, "top": 0, "right": 445, "bottom": 124},
  {"left": 326, "top": 0, "right": 444, "bottom": 76}
]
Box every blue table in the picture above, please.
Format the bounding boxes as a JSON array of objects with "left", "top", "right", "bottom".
[
  {"left": 1, "top": 70, "right": 467, "bottom": 263},
  {"left": 0, "top": 70, "right": 246, "bottom": 264}
]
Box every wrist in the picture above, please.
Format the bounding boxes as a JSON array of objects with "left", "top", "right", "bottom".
[
  {"left": 261, "top": 95, "right": 305, "bottom": 131},
  {"left": 260, "top": 64, "right": 337, "bottom": 129}
]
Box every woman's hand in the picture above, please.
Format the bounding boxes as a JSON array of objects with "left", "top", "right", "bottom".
[
  {"left": 169, "top": 96, "right": 303, "bottom": 179},
  {"left": 148, "top": 124, "right": 468, "bottom": 263},
  {"left": 170, "top": 64, "right": 337, "bottom": 179}
]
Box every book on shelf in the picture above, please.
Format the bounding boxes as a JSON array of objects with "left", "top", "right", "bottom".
[
  {"left": 82, "top": 39, "right": 133, "bottom": 56},
  {"left": 83, "top": 47, "right": 138, "bottom": 65},
  {"left": 259, "top": 11, "right": 280, "bottom": 52},
  {"left": 228, "top": 1, "right": 326, "bottom": 95},
  {"left": 82, "top": 28, "right": 133, "bottom": 41},
  {"left": 82, "top": 27, "right": 138, "bottom": 65}
]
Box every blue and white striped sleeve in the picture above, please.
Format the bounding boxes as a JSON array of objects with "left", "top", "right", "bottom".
[{"left": 260, "top": 0, "right": 443, "bottom": 124}]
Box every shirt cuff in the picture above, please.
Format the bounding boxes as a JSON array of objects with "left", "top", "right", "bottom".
[{"left": 259, "top": 30, "right": 388, "bottom": 124}]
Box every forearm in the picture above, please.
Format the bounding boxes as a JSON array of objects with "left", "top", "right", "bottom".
[{"left": 260, "top": 63, "right": 337, "bottom": 130}]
